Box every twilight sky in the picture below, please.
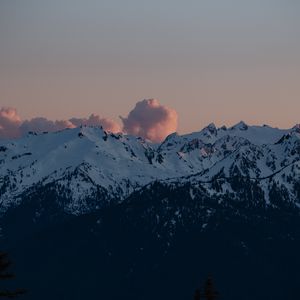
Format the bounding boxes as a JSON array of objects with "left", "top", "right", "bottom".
[{"left": 0, "top": 0, "right": 300, "bottom": 138}]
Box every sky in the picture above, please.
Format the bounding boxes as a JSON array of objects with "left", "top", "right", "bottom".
[{"left": 0, "top": 0, "right": 299, "bottom": 140}]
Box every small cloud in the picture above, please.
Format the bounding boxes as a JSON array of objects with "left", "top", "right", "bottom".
[
  {"left": 0, "top": 107, "right": 121, "bottom": 138},
  {"left": 121, "top": 99, "right": 178, "bottom": 142},
  {"left": 0, "top": 107, "right": 22, "bottom": 138},
  {"left": 20, "top": 118, "right": 75, "bottom": 134},
  {"left": 69, "top": 114, "right": 121, "bottom": 133},
  {"left": 0, "top": 101, "right": 175, "bottom": 140}
]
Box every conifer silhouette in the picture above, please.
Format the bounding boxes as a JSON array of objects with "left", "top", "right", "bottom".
[
  {"left": 194, "top": 288, "right": 201, "bottom": 300},
  {"left": 203, "top": 276, "right": 218, "bottom": 300},
  {"left": 0, "top": 252, "right": 26, "bottom": 298}
]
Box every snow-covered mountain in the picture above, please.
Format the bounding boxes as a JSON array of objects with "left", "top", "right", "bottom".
[
  {"left": 1, "top": 122, "right": 300, "bottom": 300},
  {"left": 1, "top": 122, "right": 300, "bottom": 214}
]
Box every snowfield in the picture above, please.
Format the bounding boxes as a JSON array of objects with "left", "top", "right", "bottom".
[{"left": 0, "top": 122, "right": 300, "bottom": 214}]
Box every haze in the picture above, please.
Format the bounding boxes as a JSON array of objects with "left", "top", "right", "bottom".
[{"left": 0, "top": 0, "right": 299, "bottom": 133}]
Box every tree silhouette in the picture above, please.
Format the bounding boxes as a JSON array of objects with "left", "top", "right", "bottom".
[
  {"left": 203, "top": 276, "right": 218, "bottom": 300},
  {"left": 194, "top": 276, "right": 219, "bottom": 300},
  {"left": 0, "top": 252, "right": 26, "bottom": 298},
  {"left": 194, "top": 288, "right": 201, "bottom": 300}
]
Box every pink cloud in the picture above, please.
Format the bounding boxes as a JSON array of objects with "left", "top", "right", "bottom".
[
  {"left": 70, "top": 114, "right": 121, "bottom": 133},
  {"left": 0, "top": 107, "right": 22, "bottom": 138},
  {"left": 20, "top": 118, "right": 75, "bottom": 134},
  {"left": 0, "top": 100, "right": 176, "bottom": 141},
  {"left": 121, "top": 99, "right": 178, "bottom": 142},
  {"left": 0, "top": 107, "right": 122, "bottom": 139}
]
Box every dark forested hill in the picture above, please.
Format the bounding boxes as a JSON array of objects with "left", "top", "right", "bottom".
[{"left": 2, "top": 180, "right": 300, "bottom": 300}]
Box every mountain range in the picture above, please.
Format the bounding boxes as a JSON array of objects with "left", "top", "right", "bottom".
[{"left": 1, "top": 122, "right": 300, "bottom": 300}]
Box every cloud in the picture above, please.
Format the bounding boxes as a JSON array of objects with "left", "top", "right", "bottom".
[
  {"left": 0, "top": 107, "right": 22, "bottom": 138},
  {"left": 0, "top": 107, "right": 121, "bottom": 139},
  {"left": 20, "top": 115, "right": 121, "bottom": 135},
  {"left": 0, "top": 100, "right": 176, "bottom": 141},
  {"left": 20, "top": 118, "right": 76, "bottom": 135},
  {"left": 121, "top": 99, "right": 178, "bottom": 142},
  {"left": 69, "top": 114, "right": 121, "bottom": 133}
]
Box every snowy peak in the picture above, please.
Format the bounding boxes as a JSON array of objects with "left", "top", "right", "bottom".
[
  {"left": 292, "top": 124, "right": 300, "bottom": 134},
  {"left": 189, "top": 123, "right": 287, "bottom": 146},
  {"left": 1, "top": 123, "right": 300, "bottom": 214},
  {"left": 230, "top": 121, "right": 249, "bottom": 131},
  {"left": 202, "top": 122, "right": 218, "bottom": 135}
]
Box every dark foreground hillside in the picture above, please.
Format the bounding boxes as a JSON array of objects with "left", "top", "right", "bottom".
[{"left": 1, "top": 180, "right": 300, "bottom": 300}]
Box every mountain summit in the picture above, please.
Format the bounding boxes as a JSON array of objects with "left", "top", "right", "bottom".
[
  {"left": 1, "top": 123, "right": 300, "bottom": 300},
  {"left": 0, "top": 123, "right": 299, "bottom": 214}
]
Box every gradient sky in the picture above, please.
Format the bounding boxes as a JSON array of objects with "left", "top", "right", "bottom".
[{"left": 0, "top": 0, "right": 299, "bottom": 133}]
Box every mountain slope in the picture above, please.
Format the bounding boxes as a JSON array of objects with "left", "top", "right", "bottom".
[
  {"left": 1, "top": 122, "right": 300, "bottom": 300},
  {"left": 2, "top": 180, "right": 300, "bottom": 300},
  {"left": 0, "top": 123, "right": 299, "bottom": 214}
]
